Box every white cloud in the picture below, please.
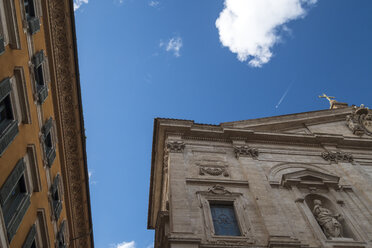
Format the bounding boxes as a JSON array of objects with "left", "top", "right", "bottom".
[
  {"left": 215, "top": 0, "right": 317, "bottom": 67},
  {"left": 114, "top": 241, "right": 136, "bottom": 248},
  {"left": 146, "top": 245, "right": 154, "bottom": 248},
  {"left": 160, "top": 37, "right": 183, "bottom": 57},
  {"left": 149, "top": 1, "right": 160, "bottom": 7},
  {"left": 74, "top": 0, "right": 88, "bottom": 11}
]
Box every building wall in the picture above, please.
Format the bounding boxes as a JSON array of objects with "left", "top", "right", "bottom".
[
  {"left": 150, "top": 115, "right": 372, "bottom": 248},
  {"left": 0, "top": 0, "right": 91, "bottom": 247}
]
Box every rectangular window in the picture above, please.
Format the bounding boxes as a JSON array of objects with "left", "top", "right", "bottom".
[
  {"left": 0, "top": 77, "right": 19, "bottom": 156},
  {"left": 0, "top": 94, "right": 13, "bottom": 130},
  {"left": 42, "top": 118, "right": 56, "bottom": 167},
  {"left": 57, "top": 221, "right": 67, "bottom": 248},
  {"left": 36, "top": 209, "right": 50, "bottom": 248},
  {"left": 51, "top": 174, "right": 62, "bottom": 220},
  {"left": 22, "top": 224, "right": 36, "bottom": 248},
  {"left": 0, "top": 0, "right": 9, "bottom": 53},
  {"left": 24, "top": 145, "right": 42, "bottom": 192},
  {"left": 32, "top": 51, "right": 49, "bottom": 104},
  {"left": 23, "top": 0, "right": 40, "bottom": 34},
  {"left": 0, "top": 0, "right": 20, "bottom": 49},
  {"left": 13, "top": 67, "right": 32, "bottom": 124},
  {"left": 0, "top": 159, "right": 31, "bottom": 242},
  {"left": 210, "top": 203, "right": 241, "bottom": 236}
]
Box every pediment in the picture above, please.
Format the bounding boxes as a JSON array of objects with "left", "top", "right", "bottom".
[
  {"left": 221, "top": 107, "right": 355, "bottom": 136},
  {"left": 281, "top": 169, "right": 340, "bottom": 187}
]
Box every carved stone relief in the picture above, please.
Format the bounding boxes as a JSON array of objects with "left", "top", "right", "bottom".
[
  {"left": 233, "top": 146, "right": 258, "bottom": 159},
  {"left": 346, "top": 105, "right": 372, "bottom": 136},
  {"left": 199, "top": 166, "right": 229, "bottom": 177},
  {"left": 321, "top": 151, "right": 353, "bottom": 163},
  {"left": 208, "top": 185, "right": 232, "bottom": 195},
  {"left": 165, "top": 141, "right": 185, "bottom": 153}
]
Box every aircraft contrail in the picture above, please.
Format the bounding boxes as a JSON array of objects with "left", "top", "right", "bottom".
[{"left": 275, "top": 82, "right": 293, "bottom": 109}]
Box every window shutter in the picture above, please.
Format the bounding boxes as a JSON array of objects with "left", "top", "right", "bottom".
[
  {"left": 42, "top": 117, "right": 55, "bottom": 166},
  {"left": 51, "top": 174, "right": 62, "bottom": 219},
  {"left": 22, "top": 224, "right": 36, "bottom": 248},
  {"left": 47, "top": 148, "right": 56, "bottom": 167},
  {"left": 0, "top": 159, "right": 25, "bottom": 206},
  {"left": 28, "top": 17, "right": 40, "bottom": 35},
  {"left": 51, "top": 174, "right": 60, "bottom": 195},
  {"left": 32, "top": 50, "right": 44, "bottom": 67},
  {"left": 0, "top": 120, "right": 18, "bottom": 156},
  {"left": 32, "top": 50, "right": 49, "bottom": 103},
  {"left": 0, "top": 77, "right": 11, "bottom": 102},
  {"left": 0, "top": 35, "right": 4, "bottom": 55},
  {"left": 7, "top": 194, "right": 31, "bottom": 242},
  {"left": 37, "top": 85, "right": 48, "bottom": 104},
  {"left": 57, "top": 221, "right": 66, "bottom": 248},
  {"left": 42, "top": 117, "right": 53, "bottom": 135}
]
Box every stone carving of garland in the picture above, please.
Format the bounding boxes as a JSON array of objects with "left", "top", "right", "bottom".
[{"left": 321, "top": 151, "right": 353, "bottom": 163}]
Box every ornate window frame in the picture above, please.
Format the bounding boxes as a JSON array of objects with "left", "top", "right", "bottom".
[
  {"left": 197, "top": 185, "right": 254, "bottom": 246},
  {"left": 0, "top": 0, "right": 20, "bottom": 51}
]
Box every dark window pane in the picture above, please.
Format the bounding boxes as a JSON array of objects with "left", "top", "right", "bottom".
[
  {"left": 0, "top": 96, "right": 13, "bottom": 131},
  {"left": 24, "top": 0, "right": 36, "bottom": 20},
  {"left": 210, "top": 204, "right": 241, "bottom": 236},
  {"left": 45, "top": 132, "right": 52, "bottom": 155},
  {"left": 35, "top": 65, "right": 44, "bottom": 89}
]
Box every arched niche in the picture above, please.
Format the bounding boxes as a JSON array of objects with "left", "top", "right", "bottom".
[
  {"left": 304, "top": 194, "right": 355, "bottom": 240},
  {"left": 277, "top": 169, "right": 368, "bottom": 247}
]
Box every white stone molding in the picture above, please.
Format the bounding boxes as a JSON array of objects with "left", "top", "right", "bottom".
[{"left": 268, "top": 162, "right": 336, "bottom": 186}]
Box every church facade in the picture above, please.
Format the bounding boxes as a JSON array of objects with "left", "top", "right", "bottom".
[{"left": 148, "top": 103, "right": 372, "bottom": 248}]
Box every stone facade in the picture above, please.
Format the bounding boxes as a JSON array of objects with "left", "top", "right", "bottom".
[{"left": 148, "top": 105, "right": 372, "bottom": 248}]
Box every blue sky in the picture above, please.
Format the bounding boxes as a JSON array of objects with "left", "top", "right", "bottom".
[{"left": 73, "top": 0, "right": 372, "bottom": 247}]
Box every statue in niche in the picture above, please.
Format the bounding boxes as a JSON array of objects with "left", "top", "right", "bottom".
[{"left": 312, "top": 199, "right": 343, "bottom": 238}]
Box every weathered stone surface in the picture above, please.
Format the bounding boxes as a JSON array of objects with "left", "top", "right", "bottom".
[{"left": 148, "top": 107, "right": 372, "bottom": 248}]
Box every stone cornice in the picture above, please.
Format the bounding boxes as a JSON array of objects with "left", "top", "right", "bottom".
[{"left": 46, "top": 0, "right": 93, "bottom": 247}]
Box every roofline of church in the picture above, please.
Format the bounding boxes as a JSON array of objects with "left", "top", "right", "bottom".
[{"left": 147, "top": 106, "right": 361, "bottom": 229}]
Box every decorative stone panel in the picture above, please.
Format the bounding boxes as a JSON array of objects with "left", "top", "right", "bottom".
[
  {"left": 321, "top": 151, "right": 353, "bottom": 163},
  {"left": 165, "top": 141, "right": 185, "bottom": 153},
  {"left": 233, "top": 146, "right": 258, "bottom": 159}
]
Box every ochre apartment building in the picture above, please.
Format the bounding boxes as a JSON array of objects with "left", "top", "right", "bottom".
[{"left": 0, "top": 0, "right": 93, "bottom": 247}]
